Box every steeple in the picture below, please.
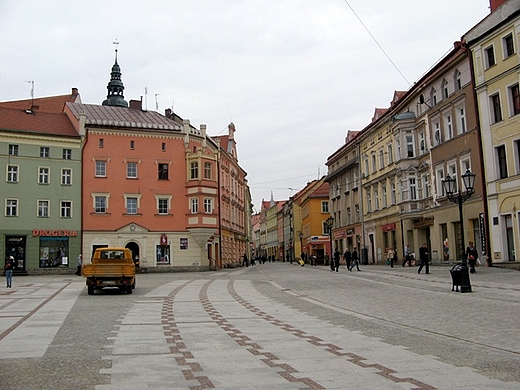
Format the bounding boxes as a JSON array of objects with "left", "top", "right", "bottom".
[{"left": 102, "top": 47, "right": 128, "bottom": 108}]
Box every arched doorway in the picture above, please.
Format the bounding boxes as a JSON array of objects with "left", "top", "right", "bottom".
[{"left": 125, "top": 242, "right": 140, "bottom": 268}]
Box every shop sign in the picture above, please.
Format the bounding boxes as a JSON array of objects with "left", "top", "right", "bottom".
[
  {"left": 32, "top": 230, "right": 78, "bottom": 237},
  {"left": 381, "top": 223, "right": 396, "bottom": 232}
]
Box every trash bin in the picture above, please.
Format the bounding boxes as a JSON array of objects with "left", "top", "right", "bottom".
[{"left": 450, "top": 263, "right": 462, "bottom": 292}]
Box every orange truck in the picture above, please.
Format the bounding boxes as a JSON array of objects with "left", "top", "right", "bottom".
[{"left": 82, "top": 247, "right": 136, "bottom": 295}]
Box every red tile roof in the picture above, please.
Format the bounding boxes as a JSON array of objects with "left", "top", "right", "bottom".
[
  {"left": 0, "top": 107, "right": 79, "bottom": 138},
  {"left": 0, "top": 89, "right": 81, "bottom": 114}
]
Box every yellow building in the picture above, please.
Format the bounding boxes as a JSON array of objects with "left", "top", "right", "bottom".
[{"left": 466, "top": 1, "right": 520, "bottom": 263}]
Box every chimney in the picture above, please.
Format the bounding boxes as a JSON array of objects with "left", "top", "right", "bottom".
[
  {"left": 165, "top": 108, "right": 172, "bottom": 117},
  {"left": 129, "top": 98, "right": 142, "bottom": 110},
  {"left": 490, "top": 0, "right": 507, "bottom": 12},
  {"left": 71, "top": 88, "right": 79, "bottom": 97}
]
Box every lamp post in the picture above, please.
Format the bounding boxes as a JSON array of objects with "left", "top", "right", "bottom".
[
  {"left": 299, "top": 232, "right": 303, "bottom": 261},
  {"left": 442, "top": 169, "right": 476, "bottom": 293},
  {"left": 326, "top": 216, "right": 334, "bottom": 267}
]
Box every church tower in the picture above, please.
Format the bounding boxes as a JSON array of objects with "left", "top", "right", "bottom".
[{"left": 102, "top": 48, "right": 128, "bottom": 108}]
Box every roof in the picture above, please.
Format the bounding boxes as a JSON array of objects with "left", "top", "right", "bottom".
[
  {"left": 0, "top": 90, "right": 81, "bottom": 114},
  {"left": 66, "top": 102, "right": 181, "bottom": 131},
  {"left": 0, "top": 106, "right": 79, "bottom": 138}
]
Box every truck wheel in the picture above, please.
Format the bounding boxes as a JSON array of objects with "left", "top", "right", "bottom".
[
  {"left": 126, "top": 285, "right": 132, "bottom": 294},
  {"left": 87, "top": 286, "right": 94, "bottom": 295}
]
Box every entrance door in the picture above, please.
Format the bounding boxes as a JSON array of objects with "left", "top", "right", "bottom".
[
  {"left": 125, "top": 242, "right": 140, "bottom": 268},
  {"left": 5, "top": 236, "right": 26, "bottom": 271}
]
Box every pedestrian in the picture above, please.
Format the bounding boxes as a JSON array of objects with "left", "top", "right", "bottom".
[
  {"left": 466, "top": 241, "right": 478, "bottom": 274},
  {"left": 5, "top": 256, "right": 14, "bottom": 288},
  {"left": 393, "top": 247, "right": 398, "bottom": 268},
  {"left": 402, "top": 244, "right": 412, "bottom": 267},
  {"left": 311, "top": 254, "right": 317, "bottom": 266},
  {"left": 333, "top": 249, "right": 341, "bottom": 272},
  {"left": 343, "top": 248, "right": 351, "bottom": 270},
  {"left": 418, "top": 243, "right": 430, "bottom": 274},
  {"left": 243, "top": 253, "right": 249, "bottom": 267},
  {"left": 348, "top": 248, "right": 360, "bottom": 271},
  {"left": 387, "top": 247, "right": 395, "bottom": 268},
  {"left": 75, "top": 253, "right": 82, "bottom": 275}
]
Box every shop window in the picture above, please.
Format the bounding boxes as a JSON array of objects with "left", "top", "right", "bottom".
[
  {"left": 39, "top": 237, "right": 69, "bottom": 268},
  {"left": 156, "top": 245, "right": 171, "bottom": 264}
]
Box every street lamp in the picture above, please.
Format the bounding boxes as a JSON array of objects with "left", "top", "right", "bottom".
[
  {"left": 442, "top": 169, "right": 476, "bottom": 293},
  {"left": 326, "top": 216, "right": 334, "bottom": 266}
]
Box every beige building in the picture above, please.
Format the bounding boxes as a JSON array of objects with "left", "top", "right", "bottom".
[{"left": 466, "top": 0, "right": 520, "bottom": 263}]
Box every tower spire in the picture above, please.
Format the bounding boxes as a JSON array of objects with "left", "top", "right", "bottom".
[{"left": 102, "top": 40, "right": 128, "bottom": 108}]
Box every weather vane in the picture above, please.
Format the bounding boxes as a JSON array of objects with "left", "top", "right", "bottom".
[{"left": 113, "top": 38, "right": 120, "bottom": 52}]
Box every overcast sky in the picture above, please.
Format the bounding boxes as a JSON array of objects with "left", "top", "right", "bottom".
[{"left": 0, "top": 0, "right": 491, "bottom": 211}]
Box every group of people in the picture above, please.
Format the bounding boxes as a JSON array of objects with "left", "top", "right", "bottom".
[{"left": 330, "top": 248, "right": 360, "bottom": 272}]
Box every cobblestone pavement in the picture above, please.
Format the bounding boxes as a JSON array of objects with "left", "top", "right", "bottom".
[{"left": 0, "top": 263, "right": 519, "bottom": 389}]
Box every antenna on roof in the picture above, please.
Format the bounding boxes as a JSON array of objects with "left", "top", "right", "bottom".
[
  {"left": 25, "top": 80, "right": 34, "bottom": 106},
  {"left": 155, "top": 93, "right": 159, "bottom": 111},
  {"left": 144, "top": 86, "right": 148, "bottom": 110}
]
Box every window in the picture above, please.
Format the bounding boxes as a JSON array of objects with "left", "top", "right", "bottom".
[
  {"left": 95, "top": 161, "right": 106, "bottom": 177},
  {"left": 127, "top": 162, "right": 137, "bottom": 178},
  {"left": 387, "top": 144, "right": 393, "bottom": 164},
  {"left": 419, "top": 132, "right": 425, "bottom": 153},
  {"left": 437, "top": 168, "right": 445, "bottom": 197},
  {"left": 190, "top": 162, "right": 198, "bottom": 179},
  {"left": 497, "top": 145, "right": 508, "bottom": 179},
  {"left": 510, "top": 84, "right": 520, "bottom": 116},
  {"left": 444, "top": 114, "right": 453, "bottom": 140},
  {"left": 99, "top": 138, "right": 104, "bottom": 148},
  {"left": 158, "top": 198, "right": 169, "bottom": 215},
  {"left": 204, "top": 198, "right": 213, "bottom": 214},
  {"left": 161, "top": 142, "right": 166, "bottom": 152},
  {"left": 38, "top": 200, "right": 49, "bottom": 217},
  {"left": 423, "top": 175, "right": 430, "bottom": 198},
  {"left": 455, "top": 70, "right": 462, "bottom": 91},
  {"left": 126, "top": 197, "right": 138, "bottom": 214},
  {"left": 6, "top": 199, "right": 18, "bottom": 216},
  {"left": 62, "top": 149, "right": 72, "bottom": 160},
  {"left": 379, "top": 149, "right": 384, "bottom": 169},
  {"left": 374, "top": 189, "right": 379, "bottom": 210},
  {"left": 485, "top": 46, "right": 496, "bottom": 68},
  {"left": 355, "top": 204, "right": 360, "bottom": 222},
  {"left": 456, "top": 107, "right": 467, "bottom": 134},
  {"left": 391, "top": 182, "right": 396, "bottom": 205},
  {"left": 434, "top": 121, "right": 441, "bottom": 146},
  {"left": 9, "top": 144, "right": 18, "bottom": 156},
  {"left": 364, "top": 158, "right": 369, "bottom": 177},
  {"left": 204, "top": 162, "right": 212, "bottom": 180},
  {"left": 347, "top": 207, "right": 351, "bottom": 224},
  {"left": 406, "top": 135, "right": 414, "bottom": 157},
  {"left": 38, "top": 167, "right": 50, "bottom": 184},
  {"left": 442, "top": 79, "right": 449, "bottom": 99},
  {"left": 7, "top": 165, "right": 18, "bottom": 182},
  {"left": 158, "top": 163, "right": 168, "bottom": 180},
  {"left": 40, "top": 147, "right": 50, "bottom": 158},
  {"left": 503, "top": 33, "right": 515, "bottom": 58},
  {"left": 130, "top": 140, "right": 135, "bottom": 150},
  {"left": 95, "top": 196, "right": 107, "bottom": 213},
  {"left": 382, "top": 183, "right": 387, "bottom": 208},
  {"left": 60, "top": 201, "right": 72, "bottom": 218},
  {"left": 322, "top": 201, "right": 329, "bottom": 213},
  {"left": 516, "top": 140, "right": 520, "bottom": 174},
  {"left": 491, "top": 94, "right": 503, "bottom": 123},
  {"left": 190, "top": 198, "right": 198, "bottom": 214},
  {"left": 371, "top": 153, "right": 376, "bottom": 173},
  {"left": 366, "top": 188, "right": 372, "bottom": 213},
  {"left": 396, "top": 139, "right": 401, "bottom": 158},
  {"left": 431, "top": 88, "right": 437, "bottom": 106},
  {"left": 61, "top": 168, "right": 72, "bottom": 185},
  {"left": 409, "top": 177, "right": 417, "bottom": 200}
]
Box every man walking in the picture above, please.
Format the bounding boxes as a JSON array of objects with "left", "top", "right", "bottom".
[
  {"left": 333, "top": 249, "right": 341, "bottom": 272},
  {"left": 402, "top": 244, "right": 412, "bottom": 267},
  {"left": 75, "top": 254, "right": 82, "bottom": 275},
  {"left": 418, "top": 243, "right": 430, "bottom": 274},
  {"left": 348, "top": 248, "right": 360, "bottom": 271},
  {"left": 387, "top": 247, "right": 395, "bottom": 268},
  {"left": 343, "top": 248, "right": 351, "bottom": 271}
]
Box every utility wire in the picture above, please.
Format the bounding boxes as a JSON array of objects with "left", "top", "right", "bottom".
[{"left": 342, "top": 0, "right": 411, "bottom": 87}]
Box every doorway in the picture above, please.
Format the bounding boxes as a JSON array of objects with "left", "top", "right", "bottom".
[{"left": 125, "top": 242, "right": 140, "bottom": 268}]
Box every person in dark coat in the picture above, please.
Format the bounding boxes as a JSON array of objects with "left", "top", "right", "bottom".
[
  {"left": 333, "top": 249, "right": 341, "bottom": 272},
  {"left": 343, "top": 249, "right": 351, "bottom": 270},
  {"left": 418, "top": 243, "right": 430, "bottom": 274},
  {"left": 348, "top": 248, "right": 360, "bottom": 271},
  {"left": 466, "top": 241, "right": 479, "bottom": 274}
]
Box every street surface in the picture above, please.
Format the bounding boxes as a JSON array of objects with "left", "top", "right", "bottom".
[{"left": 0, "top": 263, "right": 519, "bottom": 389}]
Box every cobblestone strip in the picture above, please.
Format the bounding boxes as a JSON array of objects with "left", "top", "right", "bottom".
[
  {"left": 200, "top": 280, "right": 325, "bottom": 390},
  {"left": 162, "top": 280, "right": 216, "bottom": 390},
  {"left": 227, "top": 280, "right": 437, "bottom": 390}
]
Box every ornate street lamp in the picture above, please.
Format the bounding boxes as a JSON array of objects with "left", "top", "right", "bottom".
[
  {"left": 326, "top": 216, "right": 334, "bottom": 266},
  {"left": 442, "top": 169, "right": 476, "bottom": 293}
]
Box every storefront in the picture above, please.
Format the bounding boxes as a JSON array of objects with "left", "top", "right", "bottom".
[{"left": 33, "top": 230, "right": 79, "bottom": 269}]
